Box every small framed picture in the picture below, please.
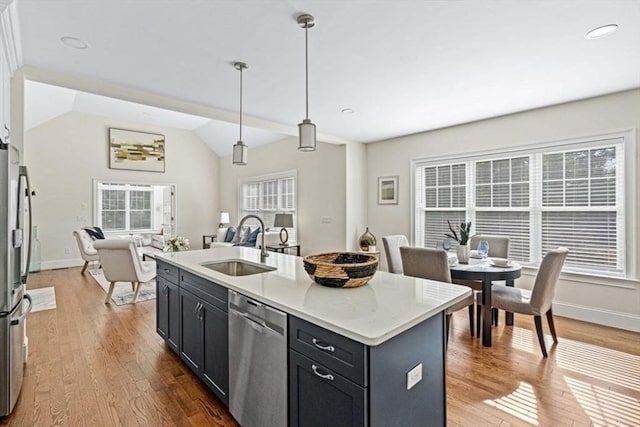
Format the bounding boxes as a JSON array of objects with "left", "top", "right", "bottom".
[{"left": 378, "top": 176, "right": 398, "bottom": 205}]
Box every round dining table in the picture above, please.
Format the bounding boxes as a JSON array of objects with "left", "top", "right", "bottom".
[{"left": 449, "top": 258, "right": 522, "bottom": 347}]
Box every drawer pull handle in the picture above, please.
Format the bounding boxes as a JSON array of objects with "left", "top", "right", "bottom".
[
  {"left": 311, "top": 364, "right": 334, "bottom": 381},
  {"left": 312, "top": 338, "right": 335, "bottom": 352},
  {"left": 162, "top": 284, "right": 169, "bottom": 295},
  {"left": 163, "top": 268, "right": 170, "bottom": 273}
]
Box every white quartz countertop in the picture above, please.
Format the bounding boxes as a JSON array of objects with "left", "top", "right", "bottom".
[{"left": 157, "top": 247, "right": 472, "bottom": 346}]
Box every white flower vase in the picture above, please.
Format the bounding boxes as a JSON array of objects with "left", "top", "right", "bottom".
[{"left": 457, "top": 244, "right": 470, "bottom": 264}]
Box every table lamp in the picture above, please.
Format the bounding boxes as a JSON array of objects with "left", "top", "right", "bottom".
[
  {"left": 273, "top": 213, "right": 294, "bottom": 245},
  {"left": 218, "top": 212, "right": 230, "bottom": 228}
]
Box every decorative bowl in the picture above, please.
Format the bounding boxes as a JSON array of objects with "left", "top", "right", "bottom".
[
  {"left": 489, "top": 257, "right": 510, "bottom": 267},
  {"left": 303, "top": 252, "right": 378, "bottom": 288}
]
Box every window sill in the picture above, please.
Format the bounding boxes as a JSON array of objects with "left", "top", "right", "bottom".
[{"left": 520, "top": 266, "right": 638, "bottom": 289}]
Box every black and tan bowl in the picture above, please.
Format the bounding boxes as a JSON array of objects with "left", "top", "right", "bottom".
[{"left": 303, "top": 252, "right": 378, "bottom": 288}]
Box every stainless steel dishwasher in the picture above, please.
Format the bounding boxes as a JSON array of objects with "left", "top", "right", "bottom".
[{"left": 228, "top": 290, "right": 288, "bottom": 427}]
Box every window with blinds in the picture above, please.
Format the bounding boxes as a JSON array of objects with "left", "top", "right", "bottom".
[
  {"left": 413, "top": 133, "right": 628, "bottom": 277},
  {"left": 239, "top": 172, "right": 297, "bottom": 241}
]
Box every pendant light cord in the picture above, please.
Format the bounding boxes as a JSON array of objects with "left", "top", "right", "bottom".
[
  {"left": 305, "top": 22, "right": 309, "bottom": 120},
  {"left": 239, "top": 66, "right": 243, "bottom": 141}
]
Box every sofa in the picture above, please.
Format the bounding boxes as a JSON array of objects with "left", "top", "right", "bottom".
[{"left": 209, "top": 227, "right": 280, "bottom": 249}]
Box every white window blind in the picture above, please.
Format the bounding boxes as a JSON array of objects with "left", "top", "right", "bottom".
[
  {"left": 239, "top": 172, "right": 297, "bottom": 241},
  {"left": 413, "top": 133, "right": 629, "bottom": 278}
]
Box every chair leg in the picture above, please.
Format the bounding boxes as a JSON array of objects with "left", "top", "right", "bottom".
[
  {"left": 81, "top": 261, "right": 88, "bottom": 275},
  {"left": 105, "top": 282, "right": 116, "bottom": 304},
  {"left": 476, "top": 303, "right": 482, "bottom": 338},
  {"left": 132, "top": 281, "right": 142, "bottom": 303},
  {"left": 534, "top": 315, "right": 548, "bottom": 358},
  {"left": 492, "top": 308, "right": 499, "bottom": 326},
  {"left": 468, "top": 304, "right": 474, "bottom": 337},
  {"left": 131, "top": 282, "right": 136, "bottom": 291},
  {"left": 546, "top": 309, "right": 558, "bottom": 343}
]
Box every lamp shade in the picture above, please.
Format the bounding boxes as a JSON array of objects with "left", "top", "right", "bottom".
[
  {"left": 219, "top": 212, "right": 230, "bottom": 224},
  {"left": 233, "top": 141, "right": 247, "bottom": 165},
  {"left": 298, "top": 119, "right": 316, "bottom": 151},
  {"left": 274, "top": 213, "right": 294, "bottom": 228}
]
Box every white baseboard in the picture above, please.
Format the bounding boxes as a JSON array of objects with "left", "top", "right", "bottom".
[
  {"left": 554, "top": 302, "right": 640, "bottom": 332},
  {"left": 40, "top": 258, "right": 87, "bottom": 270}
]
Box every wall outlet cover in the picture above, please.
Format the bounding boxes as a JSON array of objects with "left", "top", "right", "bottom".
[{"left": 407, "top": 363, "right": 422, "bottom": 390}]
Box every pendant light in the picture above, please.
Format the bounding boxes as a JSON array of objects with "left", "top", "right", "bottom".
[
  {"left": 232, "top": 62, "right": 248, "bottom": 165},
  {"left": 297, "top": 14, "right": 316, "bottom": 152}
]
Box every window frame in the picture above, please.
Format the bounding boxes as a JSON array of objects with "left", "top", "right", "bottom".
[
  {"left": 238, "top": 170, "right": 298, "bottom": 242},
  {"left": 410, "top": 129, "right": 637, "bottom": 284},
  {"left": 93, "top": 180, "right": 178, "bottom": 235}
]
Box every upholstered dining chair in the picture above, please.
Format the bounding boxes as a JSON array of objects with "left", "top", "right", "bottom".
[
  {"left": 400, "top": 246, "right": 475, "bottom": 342},
  {"left": 489, "top": 247, "right": 569, "bottom": 357},
  {"left": 382, "top": 235, "right": 409, "bottom": 274},
  {"left": 72, "top": 229, "right": 101, "bottom": 274},
  {"left": 93, "top": 239, "right": 156, "bottom": 304},
  {"left": 453, "top": 234, "right": 510, "bottom": 335}
]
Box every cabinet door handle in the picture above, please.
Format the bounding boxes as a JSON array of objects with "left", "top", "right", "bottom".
[
  {"left": 162, "top": 284, "right": 169, "bottom": 295},
  {"left": 197, "top": 304, "right": 204, "bottom": 321},
  {"left": 194, "top": 302, "right": 201, "bottom": 317},
  {"left": 312, "top": 338, "right": 335, "bottom": 352},
  {"left": 311, "top": 364, "right": 334, "bottom": 381},
  {"left": 4, "top": 125, "right": 9, "bottom": 140}
]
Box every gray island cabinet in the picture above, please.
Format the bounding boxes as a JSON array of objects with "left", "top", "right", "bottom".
[{"left": 155, "top": 248, "right": 471, "bottom": 427}]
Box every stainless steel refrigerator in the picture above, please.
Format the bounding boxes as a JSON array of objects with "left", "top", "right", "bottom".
[{"left": 0, "top": 140, "right": 33, "bottom": 417}]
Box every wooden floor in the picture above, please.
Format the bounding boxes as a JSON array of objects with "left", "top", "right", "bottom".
[{"left": 3, "top": 268, "right": 639, "bottom": 426}]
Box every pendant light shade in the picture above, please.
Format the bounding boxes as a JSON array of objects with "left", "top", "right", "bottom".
[
  {"left": 232, "top": 62, "right": 248, "bottom": 165},
  {"left": 297, "top": 14, "right": 316, "bottom": 152}
]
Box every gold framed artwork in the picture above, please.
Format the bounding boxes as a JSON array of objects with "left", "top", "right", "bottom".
[
  {"left": 378, "top": 176, "right": 398, "bottom": 204},
  {"left": 109, "top": 128, "right": 165, "bottom": 172}
]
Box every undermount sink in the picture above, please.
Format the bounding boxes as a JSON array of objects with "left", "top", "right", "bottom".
[{"left": 201, "top": 260, "right": 276, "bottom": 276}]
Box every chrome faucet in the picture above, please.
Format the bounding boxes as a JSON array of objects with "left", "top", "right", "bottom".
[{"left": 237, "top": 214, "right": 269, "bottom": 262}]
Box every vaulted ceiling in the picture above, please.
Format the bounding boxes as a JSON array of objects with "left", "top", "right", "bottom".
[{"left": 18, "top": 0, "right": 640, "bottom": 156}]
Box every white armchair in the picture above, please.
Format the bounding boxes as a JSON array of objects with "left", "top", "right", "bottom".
[
  {"left": 72, "top": 229, "right": 100, "bottom": 274},
  {"left": 93, "top": 239, "right": 156, "bottom": 304}
]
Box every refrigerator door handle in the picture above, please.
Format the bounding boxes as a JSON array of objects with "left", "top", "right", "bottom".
[
  {"left": 18, "top": 166, "right": 32, "bottom": 284},
  {"left": 10, "top": 294, "right": 32, "bottom": 326}
]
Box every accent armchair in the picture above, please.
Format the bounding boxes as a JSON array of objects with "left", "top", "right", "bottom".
[
  {"left": 72, "top": 229, "right": 101, "bottom": 274},
  {"left": 93, "top": 239, "right": 156, "bottom": 304}
]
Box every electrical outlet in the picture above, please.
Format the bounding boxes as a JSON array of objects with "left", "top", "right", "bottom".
[
  {"left": 76, "top": 215, "right": 88, "bottom": 222},
  {"left": 81, "top": 202, "right": 88, "bottom": 210},
  {"left": 320, "top": 216, "right": 332, "bottom": 224},
  {"left": 64, "top": 247, "right": 70, "bottom": 255},
  {"left": 407, "top": 363, "right": 422, "bottom": 390}
]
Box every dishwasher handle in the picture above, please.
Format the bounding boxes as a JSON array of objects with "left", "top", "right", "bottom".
[{"left": 230, "top": 308, "right": 285, "bottom": 336}]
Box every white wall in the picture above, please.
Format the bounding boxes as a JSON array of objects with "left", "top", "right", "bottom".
[
  {"left": 367, "top": 89, "right": 640, "bottom": 331},
  {"left": 345, "top": 142, "right": 368, "bottom": 251},
  {"left": 219, "top": 137, "right": 346, "bottom": 256},
  {"left": 25, "top": 111, "right": 220, "bottom": 269}
]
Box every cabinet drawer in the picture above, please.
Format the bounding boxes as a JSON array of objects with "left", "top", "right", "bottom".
[
  {"left": 289, "top": 316, "right": 368, "bottom": 387},
  {"left": 289, "top": 349, "right": 366, "bottom": 427},
  {"left": 180, "top": 270, "right": 228, "bottom": 312},
  {"left": 156, "top": 260, "right": 179, "bottom": 284}
]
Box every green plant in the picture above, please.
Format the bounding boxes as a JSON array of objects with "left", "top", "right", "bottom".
[{"left": 445, "top": 220, "right": 472, "bottom": 246}]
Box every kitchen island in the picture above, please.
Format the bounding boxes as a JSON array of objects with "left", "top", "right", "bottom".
[{"left": 155, "top": 247, "right": 471, "bottom": 426}]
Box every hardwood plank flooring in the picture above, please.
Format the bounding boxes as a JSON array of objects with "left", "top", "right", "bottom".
[{"left": 2, "top": 267, "right": 639, "bottom": 426}]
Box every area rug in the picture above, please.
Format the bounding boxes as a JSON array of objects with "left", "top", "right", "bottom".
[
  {"left": 89, "top": 269, "right": 157, "bottom": 305},
  {"left": 28, "top": 286, "right": 57, "bottom": 312}
]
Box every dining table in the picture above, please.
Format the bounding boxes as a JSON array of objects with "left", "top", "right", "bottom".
[{"left": 449, "top": 258, "right": 522, "bottom": 347}]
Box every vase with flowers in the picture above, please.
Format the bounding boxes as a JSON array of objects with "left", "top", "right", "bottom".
[
  {"left": 165, "top": 236, "right": 190, "bottom": 252},
  {"left": 445, "top": 220, "right": 472, "bottom": 264}
]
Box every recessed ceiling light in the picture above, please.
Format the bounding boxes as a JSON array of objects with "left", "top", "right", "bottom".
[
  {"left": 60, "top": 36, "right": 89, "bottom": 49},
  {"left": 341, "top": 108, "right": 354, "bottom": 114},
  {"left": 585, "top": 24, "right": 619, "bottom": 40}
]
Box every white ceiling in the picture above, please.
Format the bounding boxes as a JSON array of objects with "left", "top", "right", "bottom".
[{"left": 18, "top": 0, "right": 640, "bottom": 146}]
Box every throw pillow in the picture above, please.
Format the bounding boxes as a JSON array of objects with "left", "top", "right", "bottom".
[
  {"left": 224, "top": 227, "right": 236, "bottom": 242},
  {"left": 233, "top": 225, "right": 251, "bottom": 243},
  {"left": 245, "top": 227, "right": 261, "bottom": 246}
]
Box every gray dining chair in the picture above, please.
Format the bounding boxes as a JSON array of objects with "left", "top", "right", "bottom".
[
  {"left": 382, "top": 235, "right": 409, "bottom": 274},
  {"left": 453, "top": 234, "right": 510, "bottom": 335},
  {"left": 489, "top": 247, "right": 569, "bottom": 357},
  {"left": 400, "top": 246, "right": 475, "bottom": 341}
]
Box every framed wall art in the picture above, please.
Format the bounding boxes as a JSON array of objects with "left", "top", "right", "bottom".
[
  {"left": 378, "top": 176, "right": 398, "bottom": 205},
  {"left": 109, "top": 128, "right": 165, "bottom": 172}
]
